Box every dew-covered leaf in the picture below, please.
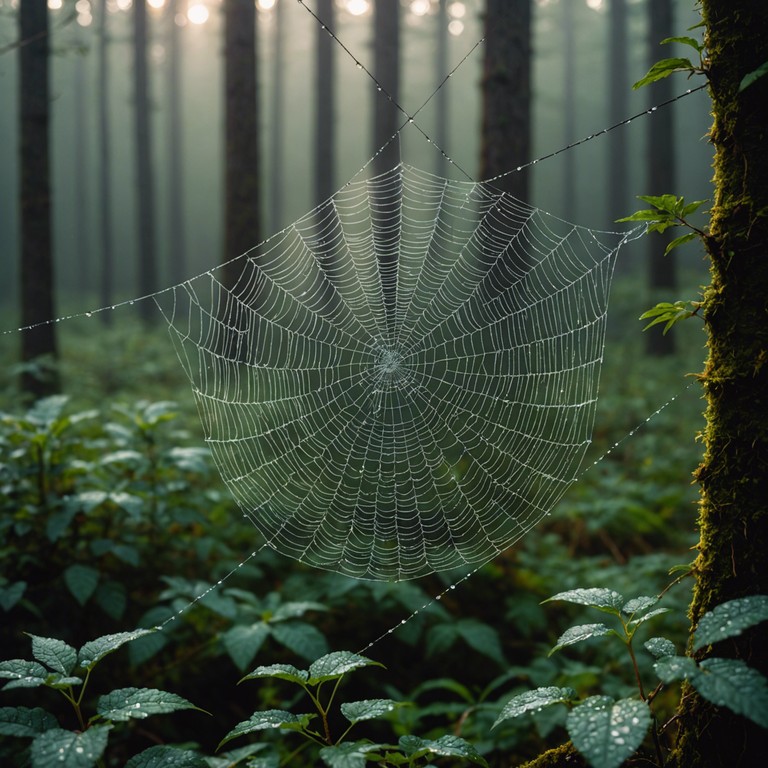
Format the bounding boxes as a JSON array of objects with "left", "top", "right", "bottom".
[
  {"left": 0, "top": 706, "right": 58, "bottom": 737},
  {"left": 204, "top": 743, "right": 275, "bottom": 768},
  {"left": 78, "top": 629, "right": 155, "bottom": 670},
  {"left": 629, "top": 607, "right": 671, "bottom": 627},
  {"left": 654, "top": 655, "right": 698, "bottom": 684},
  {"left": 240, "top": 663, "right": 308, "bottom": 685},
  {"left": 544, "top": 588, "right": 624, "bottom": 615},
  {"left": 644, "top": 637, "right": 676, "bottom": 659},
  {"left": 124, "top": 745, "right": 208, "bottom": 768},
  {"left": 340, "top": 699, "right": 400, "bottom": 724},
  {"left": 223, "top": 623, "right": 270, "bottom": 673},
  {"left": 63, "top": 564, "right": 100, "bottom": 606},
  {"left": 96, "top": 687, "right": 201, "bottom": 722},
  {"left": 622, "top": 596, "right": 658, "bottom": 615},
  {"left": 30, "top": 725, "right": 111, "bottom": 768},
  {"left": 0, "top": 659, "right": 49, "bottom": 690},
  {"left": 27, "top": 635, "right": 77, "bottom": 676},
  {"left": 692, "top": 657, "right": 768, "bottom": 728},
  {"left": 308, "top": 652, "right": 382, "bottom": 684},
  {"left": 549, "top": 624, "right": 615, "bottom": 655},
  {"left": 693, "top": 595, "right": 768, "bottom": 651},
  {"left": 492, "top": 686, "right": 576, "bottom": 728},
  {"left": 398, "top": 735, "right": 488, "bottom": 766},
  {"left": 319, "top": 741, "right": 384, "bottom": 768},
  {"left": 566, "top": 696, "right": 650, "bottom": 768},
  {"left": 218, "top": 710, "right": 313, "bottom": 749}
]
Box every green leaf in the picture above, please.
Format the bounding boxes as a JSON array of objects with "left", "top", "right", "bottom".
[
  {"left": 0, "top": 581, "right": 27, "bottom": 611},
  {"left": 455, "top": 619, "right": 506, "bottom": 666},
  {"left": 63, "top": 564, "right": 100, "bottom": 606},
  {"left": 30, "top": 725, "right": 111, "bottom": 768},
  {"left": 270, "top": 621, "right": 329, "bottom": 662},
  {"left": 307, "top": 652, "right": 383, "bottom": 685},
  {"left": 629, "top": 607, "right": 671, "bottom": 627},
  {"left": 240, "top": 663, "right": 308, "bottom": 685},
  {"left": 639, "top": 301, "right": 697, "bottom": 334},
  {"left": 125, "top": 745, "right": 208, "bottom": 768},
  {"left": 27, "top": 635, "right": 77, "bottom": 676},
  {"left": 319, "top": 742, "right": 384, "bottom": 768},
  {"left": 644, "top": 637, "right": 676, "bottom": 659},
  {"left": 566, "top": 696, "right": 651, "bottom": 768},
  {"left": 654, "top": 655, "right": 699, "bottom": 683},
  {"left": 549, "top": 624, "right": 615, "bottom": 655},
  {"left": 544, "top": 588, "right": 624, "bottom": 615},
  {"left": 633, "top": 57, "right": 696, "bottom": 89},
  {"left": 271, "top": 601, "right": 328, "bottom": 622},
  {"left": 622, "top": 596, "right": 658, "bottom": 615},
  {"left": 693, "top": 595, "right": 768, "bottom": 651},
  {"left": 94, "top": 580, "right": 127, "bottom": 621},
  {"left": 492, "top": 687, "right": 576, "bottom": 729},
  {"left": 615, "top": 208, "right": 673, "bottom": 223},
  {"left": 661, "top": 35, "right": 704, "bottom": 53},
  {"left": 0, "top": 707, "right": 58, "bottom": 737},
  {"left": 637, "top": 193, "right": 683, "bottom": 214},
  {"left": 223, "top": 623, "right": 271, "bottom": 672},
  {"left": 664, "top": 232, "right": 698, "bottom": 256},
  {"left": 398, "top": 735, "right": 488, "bottom": 767},
  {"left": 692, "top": 658, "right": 768, "bottom": 728},
  {"left": 340, "top": 699, "right": 400, "bottom": 724},
  {"left": 205, "top": 744, "right": 275, "bottom": 768},
  {"left": 78, "top": 629, "right": 155, "bottom": 671},
  {"left": 682, "top": 199, "right": 708, "bottom": 217},
  {"left": 0, "top": 659, "right": 49, "bottom": 690},
  {"left": 95, "top": 687, "right": 201, "bottom": 722},
  {"left": 739, "top": 61, "right": 768, "bottom": 92},
  {"left": 218, "top": 710, "right": 314, "bottom": 749}
]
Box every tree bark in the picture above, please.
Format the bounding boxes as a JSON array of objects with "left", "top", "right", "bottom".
[
  {"left": 645, "top": 0, "right": 677, "bottom": 356},
  {"left": 19, "top": 0, "right": 59, "bottom": 398},
  {"left": 223, "top": 0, "right": 260, "bottom": 291},
  {"left": 669, "top": 1, "right": 768, "bottom": 765}
]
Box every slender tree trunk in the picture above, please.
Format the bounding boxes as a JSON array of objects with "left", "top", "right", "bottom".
[
  {"left": 223, "top": 0, "right": 260, "bottom": 290},
  {"left": 269, "top": 0, "right": 285, "bottom": 233},
  {"left": 479, "top": 0, "right": 531, "bottom": 200},
  {"left": 73, "top": 34, "right": 89, "bottom": 295},
  {"left": 562, "top": 0, "right": 575, "bottom": 222},
  {"left": 645, "top": 0, "right": 677, "bottom": 356},
  {"left": 134, "top": 0, "right": 157, "bottom": 321},
  {"left": 315, "top": 0, "right": 335, "bottom": 207},
  {"left": 98, "top": 0, "right": 114, "bottom": 324},
  {"left": 166, "top": 1, "right": 186, "bottom": 286},
  {"left": 669, "top": 1, "right": 768, "bottom": 763},
  {"left": 607, "top": 0, "right": 628, "bottom": 227},
  {"left": 19, "top": 0, "right": 59, "bottom": 398}
]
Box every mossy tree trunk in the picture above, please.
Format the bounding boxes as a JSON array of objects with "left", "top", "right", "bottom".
[{"left": 669, "top": 1, "right": 768, "bottom": 765}]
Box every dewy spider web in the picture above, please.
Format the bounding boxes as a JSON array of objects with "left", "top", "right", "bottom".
[{"left": 156, "top": 163, "right": 634, "bottom": 581}]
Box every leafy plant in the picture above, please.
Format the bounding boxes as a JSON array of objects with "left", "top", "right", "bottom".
[
  {"left": 491, "top": 590, "right": 768, "bottom": 768},
  {"left": 632, "top": 34, "right": 708, "bottom": 90},
  {"left": 0, "top": 629, "right": 208, "bottom": 768}
]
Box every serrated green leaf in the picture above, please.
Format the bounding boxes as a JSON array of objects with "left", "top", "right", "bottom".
[
  {"left": 0, "top": 706, "right": 58, "bottom": 737},
  {"left": 308, "top": 652, "right": 382, "bottom": 684},
  {"left": 693, "top": 658, "right": 768, "bottom": 728},
  {"left": 27, "top": 635, "right": 77, "bottom": 676},
  {"left": 644, "top": 637, "right": 676, "bottom": 659},
  {"left": 319, "top": 741, "right": 384, "bottom": 768},
  {"left": 270, "top": 621, "right": 329, "bottom": 662},
  {"left": 693, "top": 595, "right": 768, "bottom": 651},
  {"left": 0, "top": 659, "right": 49, "bottom": 690},
  {"left": 340, "top": 699, "right": 400, "bottom": 724},
  {"left": 78, "top": 629, "right": 155, "bottom": 671},
  {"left": 96, "top": 687, "right": 201, "bottom": 722},
  {"left": 218, "top": 711, "right": 313, "bottom": 749},
  {"left": 549, "top": 624, "right": 615, "bottom": 655},
  {"left": 223, "top": 623, "right": 271, "bottom": 673},
  {"left": 637, "top": 193, "right": 683, "bottom": 213},
  {"left": 615, "top": 208, "right": 673, "bottom": 223},
  {"left": 31, "top": 725, "right": 111, "bottom": 768},
  {"left": 629, "top": 607, "right": 671, "bottom": 627},
  {"left": 63, "top": 564, "right": 100, "bottom": 606},
  {"left": 544, "top": 588, "right": 624, "bottom": 615},
  {"left": 654, "top": 655, "right": 699, "bottom": 683},
  {"left": 661, "top": 35, "right": 704, "bottom": 53},
  {"left": 622, "top": 596, "right": 658, "bottom": 615},
  {"left": 124, "top": 745, "right": 208, "bottom": 768},
  {"left": 739, "top": 61, "right": 768, "bottom": 92},
  {"left": 566, "top": 696, "right": 651, "bottom": 768},
  {"left": 492, "top": 687, "right": 576, "bottom": 729},
  {"left": 665, "top": 232, "right": 698, "bottom": 256},
  {"left": 398, "top": 735, "right": 488, "bottom": 766},
  {"left": 633, "top": 57, "right": 696, "bottom": 89},
  {"left": 240, "top": 663, "right": 308, "bottom": 685}
]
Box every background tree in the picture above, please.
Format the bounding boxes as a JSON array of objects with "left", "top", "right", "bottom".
[
  {"left": 314, "top": 0, "right": 335, "bottom": 208},
  {"left": 19, "top": 0, "right": 59, "bottom": 398},
  {"left": 269, "top": 0, "right": 285, "bottom": 233},
  {"left": 434, "top": 0, "right": 448, "bottom": 176},
  {"left": 607, "top": 0, "right": 628, "bottom": 228},
  {"left": 669, "top": 1, "right": 768, "bottom": 763}
]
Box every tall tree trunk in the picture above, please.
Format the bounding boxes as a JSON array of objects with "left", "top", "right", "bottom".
[
  {"left": 166, "top": 1, "right": 186, "bottom": 286},
  {"left": 134, "top": 0, "right": 157, "bottom": 321},
  {"left": 561, "top": 0, "right": 575, "bottom": 222},
  {"left": 269, "top": 0, "right": 285, "bottom": 233},
  {"left": 479, "top": 0, "right": 531, "bottom": 200},
  {"left": 223, "top": 0, "right": 260, "bottom": 291},
  {"left": 669, "top": 1, "right": 768, "bottom": 764},
  {"left": 607, "top": 0, "right": 628, "bottom": 227},
  {"left": 19, "top": 0, "right": 59, "bottom": 398},
  {"left": 645, "top": 0, "right": 677, "bottom": 356},
  {"left": 315, "top": 0, "right": 335, "bottom": 207},
  {"left": 98, "top": 0, "right": 114, "bottom": 324}
]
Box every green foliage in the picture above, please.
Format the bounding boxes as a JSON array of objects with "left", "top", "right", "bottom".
[
  {"left": 639, "top": 300, "right": 700, "bottom": 335},
  {"left": 632, "top": 34, "right": 707, "bottom": 90},
  {"left": 739, "top": 60, "right": 768, "bottom": 92}
]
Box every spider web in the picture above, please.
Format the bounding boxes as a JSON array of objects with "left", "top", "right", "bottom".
[{"left": 156, "top": 163, "right": 629, "bottom": 581}]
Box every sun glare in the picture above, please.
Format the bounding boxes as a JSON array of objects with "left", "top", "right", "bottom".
[{"left": 187, "top": 2, "right": 209, "bottom": 24}]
